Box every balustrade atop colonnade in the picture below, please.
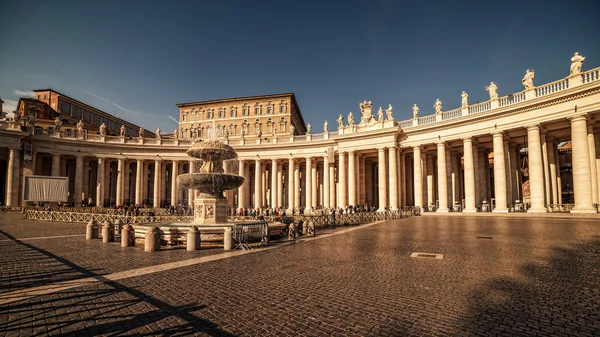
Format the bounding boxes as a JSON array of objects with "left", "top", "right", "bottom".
[{"left": 3, "top": 55, "right": 600, "bottom": 214}]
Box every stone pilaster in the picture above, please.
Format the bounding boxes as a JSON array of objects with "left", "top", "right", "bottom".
[
  {"left": 492, "top": 132, "right": 508, "bottom": 212},
  {"left": 254, "top": 159, "right": 261, "bottom": 208},
  {"left": 277, "top": 163, "right": 283, "bottom": 208},
  {"left": 115, "top": 159, "right": 124, "bottom": 206},
  {"left": 435, "top": 142, "right": 448, "bottom": 212},
  {"left": 5, "top": 148, "right": 20, "bottom": 206},
  {"left": 153, "top": 160, "right": 161, "bottom": 208},
  {"left": 271, "top": 159, "right": 278, "bottom": 208},
  {"left": 311, "top": 161, "right": 317, "bottom": 208},
  {"left": 238, "top": 160, "right": 245, "bottom": 209},
  {"left": 323, "top": 154, "right": 330, "bottom": 208},
  {"left": 348, "top": 151, "right": 356, "bottom": 206},
  {"left": 338, "top": 152, "right": 347, "bottom": 208},
  {"left": 329, "top": 160, "right": 336, "bottom": 208},
  {"left": 377, "top": 148, "right": 387, "bottom": 211},
  {"left": 294, "top": 161, "right": 300, "bottom": 209},
  {"left": 305, "top": 157, "right": 312, "bottom": 213},
  {"left": 287, "top": 158, "right": 294, "bottom": 212},
  {"left": 463, "top": 138, "right": 476, "bottom": 212}
]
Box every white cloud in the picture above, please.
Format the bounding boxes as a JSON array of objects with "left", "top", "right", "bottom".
[
  {"left": 82, "top": 89, "right": 141, "bottom": 117},
  {"left": 14, "top": 89, "right": 35, "bottom": 97},
  {"left": 3, "top": 99, "right": 18, "bottom": 114},
  {"left": 166, "top": 115, "right": 179, "bottom": 124}
]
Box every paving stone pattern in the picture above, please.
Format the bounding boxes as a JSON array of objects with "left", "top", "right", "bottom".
[{"left": 1, "top": 213, "right": 599, "bottom": 336}]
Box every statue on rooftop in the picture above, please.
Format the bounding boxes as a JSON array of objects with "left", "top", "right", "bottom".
[
  {"left": 347, "top": 112, "right": 355, "bottom": 126},
  {"left": 54, "top": 117, "right": 62, "bottom": 130},
  {"left": 138, "top": 126, "right": 144, "bottom": 138},
  {"left": 289, "top": 125, "right": 295, "bottom": 136},
  {"left": 386, "top": 104, "right": 393, "bottom": 121},
  {"left": 77, "top": 120, "right": 84, "bottom": 133},
  {"left": 337, "top": 114, "right": 344, "bottom": 129},
  {"left": 174, "top": 128, "right": 179, "bottom": 139},
  {"left": 306, "top": 123, "right": 311, "bottom": 134},
  {"left": 99, "top": 123, "right": 106, "bottom": 135},
  {"left": 412, "top": 104, "right": 419, "bottom": 119},
  {"left": 156, "top": 127, "right": 161, "bottom": 139},
  {"left": 120, "top": 124, "right": 126, "bottom": 137},
  {"left": 324, "top": 120, "right": 328, "bottom": 132},
  {"left": 522, "top": 69, "right": 535, "bottom": 90},
  {"left": 485, "top": 82, "right": 498, "bottom": 100},
  {"left": 433, "top": 99, "right": 443, "bottom": 114},
  {"left": 461, "top": 91, "right": 469, "bottom": 107},
  {"left": 570, "top": 52, "right": 585, "bottom": 75},
  {"left": 377, "top": 107, "right": 384, "bottom": 122}
]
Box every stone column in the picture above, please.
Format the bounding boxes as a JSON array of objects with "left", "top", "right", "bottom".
[
  {"left": 400, "top": 151, "right": 406, "bottom": 207},
  {"left": 555, "top": 144, "right": 562, "bottom": 204},
  {"left": 323, "top": 154, "right": 330, "bottom": 208},
  {"left": 52, "top": 154, "right": 61, "bottom": 177},
  {"left": 377, "top": 148, "right": 387, "bottom": 211},
  {"left": 510, "top": 144, "right": 521, "bottom": 202},
  {"left": 492, "top": 132, "right": 508, "bottom": 212},
  {"left": 348, "top": 151, "right": 356, "bottom": 206},
  {"left": 413, "top": 146, "right": 423, "bottom": 208},
  {"left": 305, "top": 157, "right": 312, "bottom": 213},
  {"left": 541, "top": 133, "right": 551, "bottom": 206},
  {"left": 463, "top": 138, "right": 476, "bottom": 212},
  {"left": 74, "top": 155, "right": 84, "bottom": 207},
  {"left": 170, "top": 161, "right": 178, "bottom": 206},
  {"left": 435, "top": 142, "right": 448, "bottom": 212},
  {"left": 271, "top": 159, "right": 278, "bottom": 208},
  {"left": 388, "top": 147, "right": 398, "bottom": 210},
  {"left": 136, "top": 160, "right": 143, "bottom": 205},
  {"left": 406, "top": 155, "right": 413, "bottom": 206},
  {"left": 153, "top": 160, "right": 161, "bottom": 208},
  {"left": 238, "top": 160, "right": 245, "bottom": 209},
  {"left": 329, "top": 161, "right": 336, "bottom": 208},
  {"left": 287, "top": 158, "right": 294, "bottom": 212},
  {"left": 547, "top": 138, "right": 558, "bottom": 205},
  {"left": 96, "top": 158, "right": 105, "bottom": 207},
  {"left": 82, "top": 160, "right": 90, "bottom": 203},
  {"left": 595, "top": 133, "right": 600, "bottom": 204},
  {"left": 526, "top": 125, "right": 546, "bottom": 212},
  {"left": 254, "top": 159, "right": 261, "bottom": 208},
  {"left": 294, "top": 162, "right": 300, "bottom": 209},
  {"left": 587, "top": 126, "right": 598, "bottom": 205},
  {"left": 142, "top": 162, "right": 149, "bottom": 203},
  {"left": 277, "top": 163, "right": 283, "bottom": 208},
  {"left": 503, "top": 140, "right": 513, "bottom": 207},
  {"left": 338, "top": 152, "right": 347, "bottom": 208},
  {"left": 5, "top": 149, "right": 20, "bottom": 206},
  {"left": 426, "top": 154, "right": 434, "bottom": 207},
  {"left": 450, "top": 151, "right": 458, "bottom": 206},
  {"left": 570, "top": 115, "right": 596, "bottom": 212},
  {"left": 115, "top": 158, "right": 124, "bottom": 206},
  {"left": 311, "top": 162, "right": 317, "bottom": 207}
]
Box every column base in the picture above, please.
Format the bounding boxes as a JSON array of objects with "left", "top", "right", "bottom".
[
  {"left": 436, "top": 208, "right": 449, "bottom": 213},
  {"left": 377, "top": 208, "right": 387, "bottom": 212},
  {"left": 570, "top": 208, "right": 598, "bottom": 214},
  {"left": 492, "top": 208, "right": 509, "bottom": 213},
  {"left": 463, "top": 208, "right": 477, "bottom": 213},
  {"left": 527, "top": 208, "right": 547, "bottom": 213}
]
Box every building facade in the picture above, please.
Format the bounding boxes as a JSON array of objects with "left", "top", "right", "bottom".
[{"left": 1, "top": 53, "right": 599, "bottom": 214}]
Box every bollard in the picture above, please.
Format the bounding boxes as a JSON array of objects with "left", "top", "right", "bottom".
[
  {"left": 114, "top": 219, "right": 123, "bottom": 236},
  {"left": 187, "top": 226, "right": 201, "bottom": 251},
  {"left": 302, "top": 220, "right": 308, "bottom": 235},
  {"left": 223, "top": 227, "right": 233, "bottom": 251},
  {"left": 121, "top": 224, "right": 134, "bottom": 247},
  {"left": 288, "top": 223, "right": 296, "bottom": 240},
  {"left": 102, "top": 221, "right": 114, "bottom": 243},
  {"left": 308, "top": 221, "right": 316, "bottom": 236},
  {"left": 86, "top": 219, "right": 98, "bottom": 240},
  {"left": 145, "top": 226, "right": 161, "bottom": 252}
]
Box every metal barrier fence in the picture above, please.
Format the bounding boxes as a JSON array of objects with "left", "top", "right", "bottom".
[
  {"left": 23, "top": 210, "right": 193, "bottom": 224},
  {"left": 232, "top": 222, "right": 269, "bottom": 250}
]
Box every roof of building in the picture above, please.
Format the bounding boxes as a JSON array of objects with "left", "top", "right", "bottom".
[{"left": 175, "top": 93, "right": 297, "bottom": 107}]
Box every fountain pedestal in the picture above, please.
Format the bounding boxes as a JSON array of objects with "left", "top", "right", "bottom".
[{"left": 193, "top": 194, "right": 228, "bottom": 225}]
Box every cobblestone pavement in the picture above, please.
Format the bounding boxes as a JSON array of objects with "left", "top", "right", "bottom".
[{"left": 1, "top": 213, "right": 599, "bottom": 336}]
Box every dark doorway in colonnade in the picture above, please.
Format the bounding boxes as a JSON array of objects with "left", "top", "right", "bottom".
[{"left": 0, "top": 158, "right": 6, "bottom": 206}]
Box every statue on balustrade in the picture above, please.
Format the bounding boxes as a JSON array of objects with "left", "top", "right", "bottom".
[
  {"left": 359, "top": 101, "right": 374, "bottom": 125},
  {"left": 485, "top": 82, "right": 498, "bottom": 100},
  {"left": 174, "top": 128, "right": 179, "bottom": 139},
  {"left": 337, "top": 114, "right": 344, "bottom": 129},
  {"left": 120, "top": 124, "right": 126, "bottom": 137},
  {"left": 347, "top": 112, "right": 355, "bottom": 126},
  {"left": 570, "top": 52, "right": 585, "bottom": 75},
  {"left": 289, "top": 125, "right": 295, "bottom": 136},
  {"left": 461, "top": 91, "right": 468, "bottom": 107},
  {"left": 433, "top": 99, "right": 443, "bottom": 114},
  {"left": 324, "top": 120, "right": 328, "bottom": 132},
  {"left": 522, "top": 69, "right": 535, "bottom": 90},
  {"left": 99, "top": 123, "right": 107, "bottom": 135},
  {"left": 156, "top": 127, "right": 161, "bottom": 139},
  {"left": 54, "top": 117, "right": 62, "bottom": 130},
  {"left": 77, "top": 120, "right": 84, "bottom": 133},
  {"left": 377, "top": 107, "right": 384, "bottom": 122},
  {"left": 386, "top": 104, "right": 393, "bottom": 121},
  {"left": 306, "top": 123, "right": 311, "bottom": 134},
  {"left": 138, "top": 126, "right": 144, "bottom": 138},
  {"left": 412, "top": 104, "right": 419, "bottom": 119}
]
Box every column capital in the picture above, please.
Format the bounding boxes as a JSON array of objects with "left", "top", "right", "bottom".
[
  {"left": 568, "top": 114, "right": 588, "bottom": 124},
  {"left": 377, "top": 147, "right": 386, "bottom": 153},
  {"left": 436, "top": 141, "right": 446, "bottom": 147},
  {"left": 491, "top": 130, "right": 505, "bottom": 138},
  {"left": 524, "top": 124, "right": 541, "bottom": 131},
  {"left": 412, "top": 145, "right": 422, "bottom": 151},
  {"left": 462, "top": 136, "right": 473, "bottom": 143}
]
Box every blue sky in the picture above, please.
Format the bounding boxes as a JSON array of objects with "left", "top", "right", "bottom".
[{"left": 1, "top": 0, "right": 599, "bottom": 132}]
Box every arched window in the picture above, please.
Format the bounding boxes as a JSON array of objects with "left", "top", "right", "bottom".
[
  {"left": 199, "top": 109, "right": 204, "bottom": 120},
  {"left": 230, "top": 124, "right": 237, "bottom": 135},
  {"left": 191, "top": 109, "right": 196, "bottom": 121},
  {"left": 242, "top": 104, "right": 249, "bottom": 116},
  {"left": 254, "top": 103, "right": 262, "bottom": 115},
  {"left": 207, "top": 109, "right": 214, "bottom": 119},
  {"left": 266, "top": 102, "right": 274, "bottom": 114},
  {"left": 181, "top": 111, "right": 187, "bottom": 122},
  {"left": 218, "top": 107, "right": 225, "bottom": 118},
  {"left": 230, "top": 106, "right": 237, "bottom": 117},
  {"left": 279, "top": 101, "right": 288, "bottom": 113}
]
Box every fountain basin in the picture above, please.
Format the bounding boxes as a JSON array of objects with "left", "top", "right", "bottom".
[{"left": 177, "top": 173, "right": 244, "bottom": 196}]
